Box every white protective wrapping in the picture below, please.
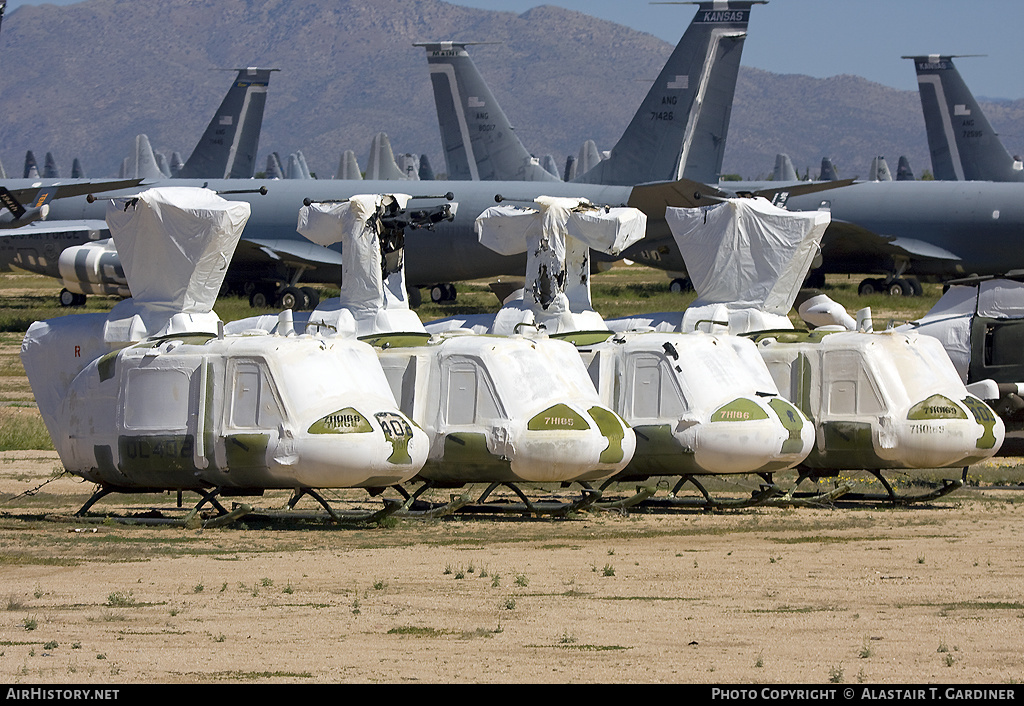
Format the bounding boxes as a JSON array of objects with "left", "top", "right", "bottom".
[
  {"left": 297, "top": 194, "right": 422, "bottom": 337},
  {"left": 900, "top": 284, "right": 977, "bottom": 381},
  {"left": 666, "top": 197, "right": 830, "bottom": 334},
  {"left": 976, "top": 279, "right": 1024, "bottom": 319},
  {"left": 105, "top": 187, "right": 250, "bottom": 313},
  {"left": 473, "top": 196, "right": 646, "bottom": 333}
]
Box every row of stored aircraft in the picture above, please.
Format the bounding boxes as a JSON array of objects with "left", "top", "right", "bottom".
[{"left": 2, "top": 0, "right": 1024, "bottom": 310}]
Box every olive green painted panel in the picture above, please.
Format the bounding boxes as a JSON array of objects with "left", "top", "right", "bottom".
[
  {"left": 962, "top": 396, "right": 998, "bottom": 450},
  {"left": 527, "top": 404, "right": 590, "bottom": 431},
  {"left": 588, "top": 406, "right": 626, "bottom": 464},
  {"left": 308, "top": 407, "right": 373, "bottom": 434},
  {"left": 769, "top": 397, "right": 807, "bottom": 455},
  {"left": 118, "top": 435, "right": 197, "bottom": 473},
  {"left": 375, "top": 412, "right": 414, "bottom": 465},
  {"left": 711, "top": 398, "right": 769, "bottom": 422},
  {"left": 907, "top": 394, "right": 967, "bottom": 420},
  {"left": 225, "top": 433, "right": 270, "bottom": 469}
]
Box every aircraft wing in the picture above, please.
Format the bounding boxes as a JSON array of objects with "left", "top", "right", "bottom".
[
  {"left": 820, "top": 218, "right": 962, "bottom": 266},
  {"left": 235, "top": 237, "right": 344, "bottom": 270},
  {"left": 626, "top": 177, "right": 732, "bottom": 219},
  {"left": 749, "top": 178, "right": 857, "bottom": 206},
  {"left": 0, "top": 178, "right": 143, "bottom": 220}
]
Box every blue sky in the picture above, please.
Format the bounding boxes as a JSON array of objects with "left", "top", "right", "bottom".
[{"left": 5, "top": 0, "right": 1023, "bottom": 99}]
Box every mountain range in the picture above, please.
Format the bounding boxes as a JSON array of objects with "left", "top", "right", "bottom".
[{"left": 1, "top": 0, "right": 1022, "bottom": 183}]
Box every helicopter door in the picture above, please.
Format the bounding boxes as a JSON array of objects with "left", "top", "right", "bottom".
[
  {"left": 225, "top": 359, "right": 286, "bottom": 470},
  {"left": 443, "top": 358, "right": 502, "bottom": 427},
  {"left": 118, "top": 365, "right": 198, "bottom": 478},
  {"left": 626, "top": 353, "right": 686, "bottom": 422}
]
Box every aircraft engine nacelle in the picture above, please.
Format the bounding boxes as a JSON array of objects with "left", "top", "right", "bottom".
[{"left": 57, "top": 239, "right": 129, "bottom": 297}]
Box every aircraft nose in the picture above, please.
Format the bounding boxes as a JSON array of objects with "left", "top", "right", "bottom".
[
  {"left": 511, "top": 403, "right": 635, "bottom": 483},
  {"left": 695, "top": 397, "right": 812, "bottom": 474}
]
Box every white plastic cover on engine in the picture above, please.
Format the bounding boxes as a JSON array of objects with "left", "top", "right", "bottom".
[
  {"left": 298, "top": 193, "right": 423, "bottom": 337},
  {"left": 900, "top": 279, "right": 1024, "bottom": 382},
  {"left": 472, "top": 196, "right": 646, "bottom": 334},
  {"left": 666, "top": 197, "right": 830, "bottom": 334},
  {"left": 100, "top": 187, "right": 251, "bottom": 341}
]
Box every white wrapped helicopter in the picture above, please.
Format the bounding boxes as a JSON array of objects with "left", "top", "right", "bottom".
[
  {"left": 231, "top": 192, "right": 636, "bottom": 516},
  {"left": 614, "top": 196, "right": 1005, "bottom": 504},
  {"left": 426, "top": 195, "right": 816, "bottom": 509},
  {"left": 21, "top": 187, "right": 428, "bottom": 523}
]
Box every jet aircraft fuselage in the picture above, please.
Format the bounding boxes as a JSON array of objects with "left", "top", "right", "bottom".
[
  {"left": 35, "top": 177, "right": 638, "bottom": 289},
  {"left": 785, "top": 180, "right": 1024, "bottom": 278}
]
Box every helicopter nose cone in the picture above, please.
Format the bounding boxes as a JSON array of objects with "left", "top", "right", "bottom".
[
  {"left": 695, "top": 397, "right": 813, "bottom": 474},
  {"left": 511, "top": 404, "right": 635, "bottom": 483},
  {"left": 293, "top": 408, "right": 428, "bottom": 487},
  {"left": 896, "top": 395, "right": 1005, "bottom": 467}
]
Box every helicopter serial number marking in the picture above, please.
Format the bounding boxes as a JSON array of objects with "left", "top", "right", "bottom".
[
  {"left": 909, "top": 424, "right": 945, "bottom": 434},
  {"left": 545, "top": 417, "right": 577, "bottom": 426}
]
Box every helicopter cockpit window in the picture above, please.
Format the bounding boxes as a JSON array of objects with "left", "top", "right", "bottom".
[
  {"left": 229, "top": 361, "right": 284, "bottom": 429},
  {"left": 824, "top": 351, "right": 883, "bottom": 415},
  {"left": 444, "top": 358, "right": 501, "bottom": 426},
  {"left": 629, "top": 353, "right": 687, "bottom": 420},
  {"left": 123, "top": 368, "right": 192, "bottom": 430}
]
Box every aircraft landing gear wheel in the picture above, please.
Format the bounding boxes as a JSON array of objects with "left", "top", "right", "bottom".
[
  {"left": 668, "top": 277, "right": 693, "bottom": 293},
  {"left": 430, "top": 283, "right": 456, "bottom": 303},
  {"left": 407, "top": 285, "right": 422, "bottom": 309},
  {"left": 249, "top": 289, "right": 270, "bottom": 308},
  {"left": 888, "top": 278, "right": 914, "bottom": 297},
  {"left": 858, "top": 278, "right": 882, "bottom": 296},
  {"left": 277, "top": 286, "right": 303, "bottom": 310},
  {"left": 906, "top": 276, "right": 924, "bottom": 296},
  {"left": 300, "top": 287, "right": 319, "bottom": 310},
  {"left": 59, "top": 288, "right": 79, "bottom": 307}
]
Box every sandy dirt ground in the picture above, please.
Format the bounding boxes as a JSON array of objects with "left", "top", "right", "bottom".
[{"left": 0, "top": 450, "right": 1022, "bottom": 685}]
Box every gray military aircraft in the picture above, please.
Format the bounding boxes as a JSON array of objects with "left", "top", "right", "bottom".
[
  {"left": 173, "top": 66, "right": 277, "bottom": 180},
  {"left": 785, "top": 179, "right": 1024, "bottom": 294},
  {"left": 418, "top": 1, "right": 761, "bottom": 187},
  {"left": 906, "top": 54, "right": 1024, "bottom": 183}
]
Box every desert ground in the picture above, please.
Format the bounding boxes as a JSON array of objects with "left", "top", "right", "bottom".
[
  {"left": 0, "top": 450, "right": 1022, "bottom": 685},
  {"left": 1, "top": 270, "right": 1022, "bottom": 685}
]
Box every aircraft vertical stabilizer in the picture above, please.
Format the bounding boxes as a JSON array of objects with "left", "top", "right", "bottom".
[
  {"left": 365, "top": 132, "right": 408, "bottom": 181},
  {"left": 896, "top": 155, "right": 916, "bottom": 181},
  {"left": 336, "top": 149, "right": 363, "bottom": 180},
  {"left": 23, "top": 151, "right": 38, "bottom": 179},
  {"left": 71, "top": 158, "right": 85, "bottom": 179},
  {"left": 415, "top": 41, "right": 560, "bottom": 182},
  {"left": 574, "top": 1, "right": 761, "bottom": 186},
  {"left": 870, "top": 156, "right": 893, "bottom": 182},
  {"left": 819, "top": 157, "right": 838, "bottom": 181},
  {"left": 0, "top": 156, "right": 6, "bottom": 179},
  {"left": 576, "top": 140, "right": 603, "bottom": 176},
  {"left": 418, "top": 153, "right": 435, "bottom": 180},
  {"left": 122, "top": 135, "right": 165, "bottom": 180},
  {"left": 169, "top": 152, "right": 184, "bottom": 178},
  {"left": 563, "top": 155, "right": 577, "bottom": 182},
  {"left": 266, "top": 152, "right": 284, "bottom": 179},
  {"left": 396, "top": 153, "right": 421, "bottom": 181},
  {"left": 286, "top": 153, "right": 311, "bottom": 180},
  {"left": 906, "top": 54, "right": 1023, "bottom": 182},
  {"left": 43, "top": 153, "right": 59, "bottom": 178},
  {"left": 773, "top": 153, "right": 797, "bottom": 182},
  {"left": 178, "top": 67, "right": 276, "bottom": 180}
]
